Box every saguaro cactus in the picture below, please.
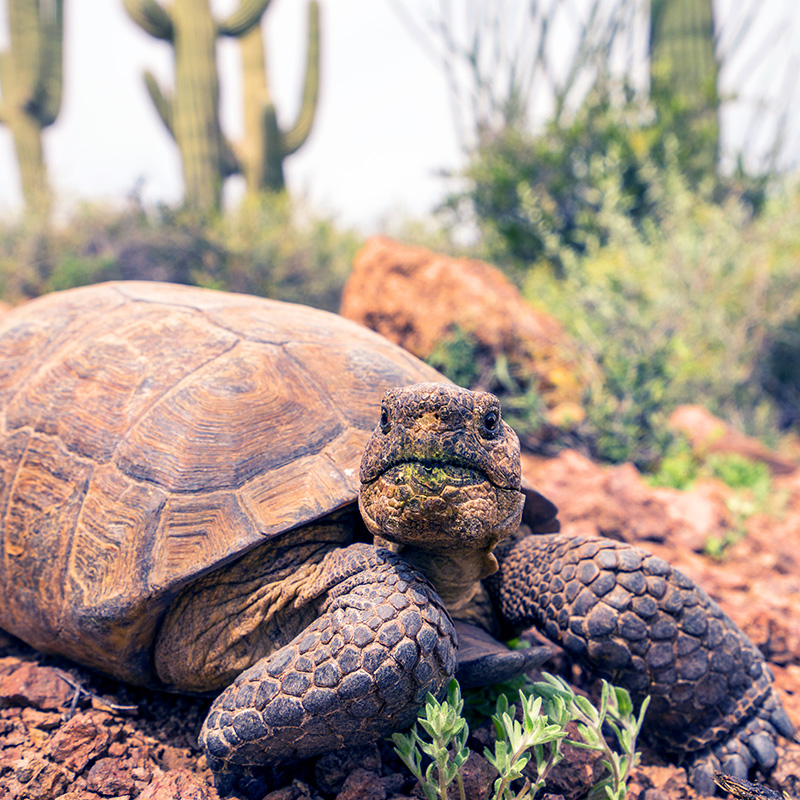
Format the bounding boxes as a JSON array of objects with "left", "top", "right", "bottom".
[
  {"left": 0, "top": 0, "right": 64, "bottom": 220},
  {"left": 124, "top": 0, "right": 273, "bottom": 214},
  {"left": 649, "top": 0, "right": 719, "bottom": 175},
  {"left": 238, "top": 0, "right": 320, "bottom": 193}
]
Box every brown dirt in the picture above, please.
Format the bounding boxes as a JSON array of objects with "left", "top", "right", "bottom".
[{"left": 2, "top": 452, "right": 799, "bottom": 800}]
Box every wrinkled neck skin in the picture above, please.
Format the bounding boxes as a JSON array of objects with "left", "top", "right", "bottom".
[{"left": 372, "top": 534, "right": 499, "bottom": 612}]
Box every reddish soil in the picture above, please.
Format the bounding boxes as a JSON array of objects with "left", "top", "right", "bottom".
[{"left": 1, "top": 451, "right": 799, "bottom": 800}]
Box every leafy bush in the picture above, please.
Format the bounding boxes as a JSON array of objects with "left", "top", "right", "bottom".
[
  {"left": 515, "top": 163, "right": 800, "bottom": 463},
  {"left": 203, "top": 194, "right": 360, "bottom": 311},
  {"left": 441, "top": 85, "right": 767, "bottom": 282},
  {"left": 0, "top": 194, "right": 360, "bottom": 312}
]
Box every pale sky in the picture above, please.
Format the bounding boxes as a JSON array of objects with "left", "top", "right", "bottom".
[{"left": 0, "top": 0, "right": 798, "bottom": 231}]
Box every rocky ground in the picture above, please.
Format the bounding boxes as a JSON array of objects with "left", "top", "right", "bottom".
[{"left": 1, "top": 445, "right": 799, "bottom": 800}]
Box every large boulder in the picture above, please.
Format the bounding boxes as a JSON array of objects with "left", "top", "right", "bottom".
[
  {"left": 669, "top": 404, "right": 798, "bottom": 475},
  {"left": 340, "top": 237, "right": 585, "bottom": 428}
]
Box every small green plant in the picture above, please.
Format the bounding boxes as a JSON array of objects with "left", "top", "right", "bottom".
[
  {"left": 485, "top": 690, "right": 570, "bottom": 800},
  {"left": 707, "top": 453, "right": 771, "bottom": 498},
  {"left": 533, "top": 674, "right": 650, "bottom": 800},
  {"left": 392, "top": 680, "right": 470, "bottom": 800},
  {"left": 393, "top": 674, "right": 649, "bottom": 800},
  {"left": 427, "top": 326, "right": 484, "bottom": 390},
  {"left": 647, "top": 436, "right": 699, "bottom": 490}
]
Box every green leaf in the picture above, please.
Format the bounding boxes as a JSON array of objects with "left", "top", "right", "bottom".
[
  {"left": 614, "top": 685, "right": 634, "bottom": 717},
  {"left": 574, "top": 693, "right": 600, "bottom": 723}
]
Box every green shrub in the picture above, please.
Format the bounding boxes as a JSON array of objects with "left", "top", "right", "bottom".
[
  {"left": 426, "top": 326, "right": 549, "bottom": 448},
  {"left": 441, "top": 85, "right": 767, "bottom": 282},
  {"left": 0, "top": 194, "right": 360, "bottom": 312},
  {"left": 518, "top": 166, "right": 800, "bottom": 460}
]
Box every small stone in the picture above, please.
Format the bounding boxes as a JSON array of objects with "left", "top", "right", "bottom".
[
  {"left": 459, "top": 750, "right": 496, "bottom": 800},
  {"left": 13, "top": 755, "right": 70, "bottom": 800},
  {"left": 20, "top": 707, "right": 62, "bottom": 730},
  {"left": 86, "top": 757, "right": 136, "bottom": 796},
  {"left": 0, "top": 662, "right": 75, "bottom": 710},
  {"left": 137, "top": 769, "right": 213, "bottom": 800},
  {"left": 335, "top": 768, "right": 386, "bottom": 800},
  {"left": 315, "top": 744, "right": 381, "bottom": 794},
  {"left": 47, "top": 711, "right": 112, "bottom": 772}
]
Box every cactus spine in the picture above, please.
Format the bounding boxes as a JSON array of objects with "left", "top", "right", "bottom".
[
  {"left": 123, "top": 0, "right": 273, "bottom": 215},
  {"left": 0, "top": 0, "right": 64, "bottom": 220},
  {"left": 649, "top": 0, "right": 719, "bottom": 174},
  {"left": 238, "top": 0, "right": 320, "bottom": 193}
]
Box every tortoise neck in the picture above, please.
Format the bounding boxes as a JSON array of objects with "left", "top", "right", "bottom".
[{"left": 373, "top": 536, "right": 497, "bottom": 611}]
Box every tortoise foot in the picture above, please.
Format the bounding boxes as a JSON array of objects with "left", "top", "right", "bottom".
[
  {"left": 199, "top": 545, "right": 457, "bottom": 767},
  {"left": 686, "top": 690, "right": 795, "bottom": 795},
  {"left": 454, "top": 621, "right": 551, "bottom": 689}
]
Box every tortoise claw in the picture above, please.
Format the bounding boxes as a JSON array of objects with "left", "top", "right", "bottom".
[
  {"left": 747, "top": 732, "right": 778, "bottom": 770},
  {"left": 454, "top": 621, "right": 551, "bottom": 689},
  {"left": 689, "top": 756, "right": 721, "bottom": 797},
  {"left": 721, "top": 754, "right": 750, "bottom": 781}
]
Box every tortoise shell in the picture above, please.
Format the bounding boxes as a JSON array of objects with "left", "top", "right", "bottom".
[{"left": 0, "top": 282, "right": 445, "bottom": 684}]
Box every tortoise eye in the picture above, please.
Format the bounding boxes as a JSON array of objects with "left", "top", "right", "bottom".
[
  {"left": 481, "top": 409, "right": 499, "bottom": 436},
  {"left": 380, "top": 406, "right": 391, "bottom": 433}
]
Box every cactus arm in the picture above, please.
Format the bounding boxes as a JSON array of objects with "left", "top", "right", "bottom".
[
  {"left": 263, "top": 104, "right": 286, "bottom": 189},
  {"left": 144, "top": 70, "right": 174, "bottom": 135},
  {"left": 649, "top": 0, "right": 719, "bottom": 171},
  {"left": 123, "top": 0, "right": 174, "bottom": 41},
  {"left": 37, "top": 0, "right": 64, "bottom": 126},
  {"left": 0, "top": 53, "right": 8, "bottom": 124},
  {"left": 217, "top": 0, "right": 274, "bottom": 38},
  {"left": 7, "top": 0, "right": 43, "bottom": 103},
  {"left": 280, "top": 0, "right": 320, "bottom": 156},
  {"left": 221, "top": 134, "right": 241, "bottom": 178},
  {"left": 1, "top": 0, "right": 64, "bottom": 218}
]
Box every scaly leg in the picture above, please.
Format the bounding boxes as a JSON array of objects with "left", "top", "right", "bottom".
[
  {"left": 487, "top": 533, "right": 795, "bottom": 795},
  {"left": 199, "top": 543, "right": 457, "bottom": 769}
]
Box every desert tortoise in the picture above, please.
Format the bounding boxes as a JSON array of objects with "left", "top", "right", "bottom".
[{"left": 0, "top": 282, "right": 793, "bottom": 796}]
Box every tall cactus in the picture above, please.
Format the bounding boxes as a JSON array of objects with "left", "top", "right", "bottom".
[
  {"left": 649, "top": 0, "right": 719, "bottom": 175},
  {"left": 123, "top": 0, "right": 273, "bottom": 215},
  {"left": 238, "top": 0, "right": 320, "bottom": 193},
  {"left": 0, "top": 0, "right": 64, "bottom": 221}
]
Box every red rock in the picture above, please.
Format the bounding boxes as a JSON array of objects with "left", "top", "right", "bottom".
[
  {"left": 0, "top": 656, "right": 22, "bottom": 678},
  {"left": 650, "top": 480, "right": 735, "bottom": 553},
  {"left": 669, "top": 405, "right": 797, "bottom": 475},
  {"left": 262, "top": 780, "right": 312, "bottom": 800},
  {"left": 458, "top": 750, "right": 495, "bottom": 800},
  {"left": 85, "top": 757, "right": 136, "bottom": 796},
  {"left": 0, "top": 662, "right": 75, "bottom": 710},
  {"left": 12, "top": 755, "right": 70, "bottom": 800},
  {"left": 20, "top": 707, "right": 62, "bottom": 730},
  {"left": 335, "top": 768, "right": 385, "bottom": 800},
  {"left": 522, "top": 450, "right": 676, "bottom": 545},
  {"left": 137, "top": 769, "right": 214, "bottom": 800},
  {"left": 340, "top": 237, "right": 586, "bottom": 428},
  {"left": 47, "top": 711, "right": 112, "bottom": 773}
]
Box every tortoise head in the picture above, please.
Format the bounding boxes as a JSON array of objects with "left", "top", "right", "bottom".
[{"left": 358, "top": 383, "right": 525, "bottom": 558}]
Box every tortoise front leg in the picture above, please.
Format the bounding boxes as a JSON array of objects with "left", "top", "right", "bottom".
[
  {"left": 487, "top": 533, "right": 795, "bottom": 795},
  {"left": 199, "top": 543, "right": 456, "bottom": 770}
]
